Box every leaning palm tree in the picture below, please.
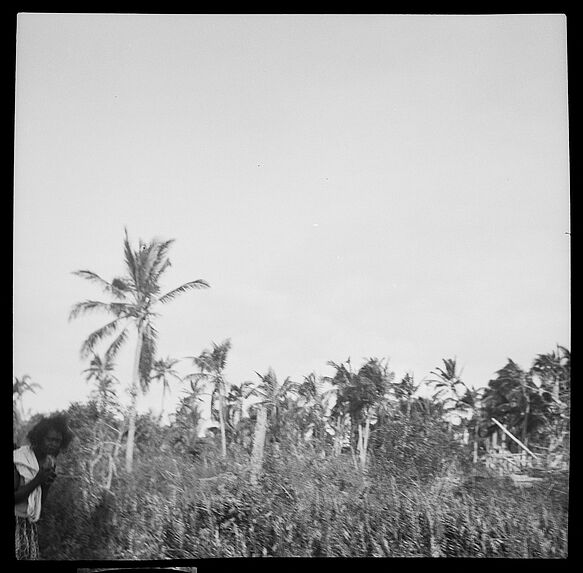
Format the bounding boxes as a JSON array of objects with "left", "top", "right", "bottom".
[
  {"left": 69, "top": 228, "right": 210, "bottom": 472},
  {"left": 185, "top": 339, "right": 232, "bottom": 458}
]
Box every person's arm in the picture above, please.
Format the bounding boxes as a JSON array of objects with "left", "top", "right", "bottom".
[
  {"left": 14, "top": 464, "right": 55, "bottom": 505},
  {"left": 41, "top": 457, "right": 57, "bottom": 504},
  {"left": 41, "top": 479, "right": 52, "bottom": 506}
]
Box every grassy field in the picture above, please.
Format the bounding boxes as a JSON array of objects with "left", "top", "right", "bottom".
[{"left": 38, "top": 438, "right": 569, "bottom": 559}]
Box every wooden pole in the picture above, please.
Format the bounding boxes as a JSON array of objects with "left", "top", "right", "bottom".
[{"left": 491, "top": 417, "right": 539, "bottom": 459}]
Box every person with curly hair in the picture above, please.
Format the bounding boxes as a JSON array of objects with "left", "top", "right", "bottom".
[{"left": 13, "top": 414, "right": 74, "bottom": 559}]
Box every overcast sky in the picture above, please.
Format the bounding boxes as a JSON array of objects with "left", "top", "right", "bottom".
[{"left": 13, "top": 13, "right": 570, "bottom": 421}]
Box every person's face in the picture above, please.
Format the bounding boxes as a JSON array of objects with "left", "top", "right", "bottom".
[{"left": 41, "top": 429, "right": 63, "bottom": 457}]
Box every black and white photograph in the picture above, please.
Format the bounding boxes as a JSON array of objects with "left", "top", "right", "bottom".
[{"left": 13, "top": 12, "right": 570, "bottom": 561}]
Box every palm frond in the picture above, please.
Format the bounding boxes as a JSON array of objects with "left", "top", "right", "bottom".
[
  {"left": 280, "top": 378, "right": 300, "bottom": 396},
  {"left": 157, "top": 280, "right": 210, "bottom": 305},
  {"left": 211, "top": 339, "right": 232, "bottom": 370},
  {"left": 133, "top": 237, "right": 173, "bottom": 296},
  {"left": 69, "top": 300, "right": 132, "bottom": 321},
  {"left": 432, "top": 387, "right": 449, "bottom": 401},
  {"left": 238, "top": 380, "right": 256, "bottom": 399},
  {"left": 80, "top": 319, "right": 122, "bottom": 358},
  {"left": 104, "top": 326, "right": 130, "bottom": 362},
  {"left": 13, "top": 375, "right": 41, "bottom": 397},
  {"left": 72, "top": 270, "right": 129, "bottom": 299},
  {"left": 192, "top": 352, "right": 213, "bottom": 373},
  {"left": 185, "top": 372, "right": 209, "bottom": 393},
  {"left": 149, "top": 238, "right": 175, "bottom": 284},
  {"left": 184, "top": 372, "right": 209, "bottom": 382},
  {"left": 135, "top": 242, "right": 158, "bottom": 294},
  {"left": 111, "top": 276, "right": 134, "bottom": 295},
  {"left": 151, "top": 356, "right": 182, "bottom": 388},
  {"left": 123, "top": 228, "right": 139, "bottom": 287},
  {"left": 248, "top": 386, "right": 269, "bottom": 402}
]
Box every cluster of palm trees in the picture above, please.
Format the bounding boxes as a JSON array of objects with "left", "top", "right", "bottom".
[
  {"left": 58, "top": 229, "right": 570, "bottom": 479},
  {"left": 427, "top": 350, "right": 571, "bottom": 457},
  {"left": 481, "top": 348, "right": 571, "bottom": 450}
]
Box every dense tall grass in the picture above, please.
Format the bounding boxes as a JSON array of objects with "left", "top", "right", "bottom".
[{"left": 38, "top": 434, "right": 568, "bottom": 559}]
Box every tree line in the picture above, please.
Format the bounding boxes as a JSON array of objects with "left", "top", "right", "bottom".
[{"left": 14, "top": 229, "right": 570, "bottom": 481}]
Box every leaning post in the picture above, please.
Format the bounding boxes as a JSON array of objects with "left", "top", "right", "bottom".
[{"left": 491, "top": 417, "right": 539, "bottom": 459}]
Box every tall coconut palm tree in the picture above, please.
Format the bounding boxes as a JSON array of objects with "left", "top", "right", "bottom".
[
  {"left": 69, "top": 228, "right": 210, "bottom": 472},
  {"left": 185, "top": 339, "right": 232, "bottom": 458},
  {"left": 150, "top": 356, "right": 182, "bottom": 418}
]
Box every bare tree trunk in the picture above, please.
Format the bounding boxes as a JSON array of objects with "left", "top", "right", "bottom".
[
  {"left": 218, "top": 380, "right": 227, "bottom": 458},
  {"left": 250, "top": 405, "right": 268, "bottom": 485},
  {"left": 357, "top": 417, "right": 371, "bottom": 473},
  {"left": 125, "top": 326, "right": 143, "bottom": 473},
  {"left": 333, "top": 415, "right": 346, "bottom": 457},
  {"left": 160, "top": 388, "right": 166, "bottom": 419}
]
